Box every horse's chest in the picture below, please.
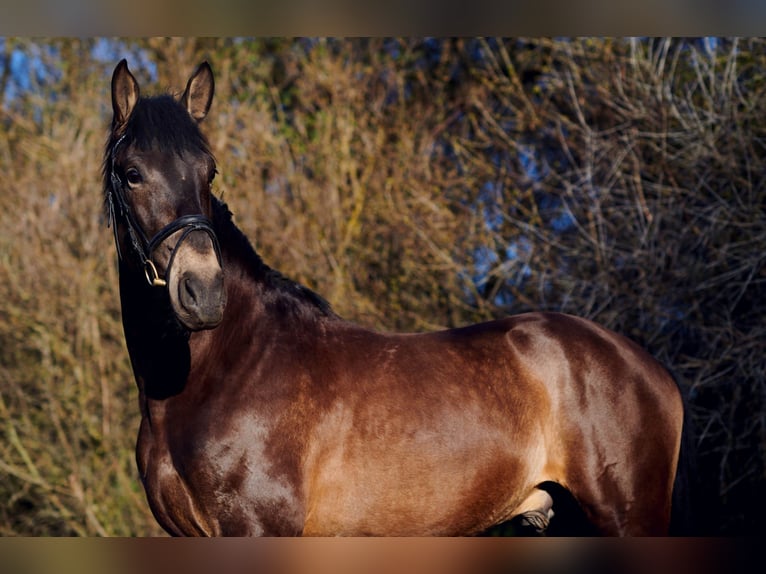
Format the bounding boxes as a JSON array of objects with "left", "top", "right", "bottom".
[{"left": 139, "top": 414, "right": 304, "bottom": 535}]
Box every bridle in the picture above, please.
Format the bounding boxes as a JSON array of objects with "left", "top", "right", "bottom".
[{"left": 106, "top": 134, "right": 223, "bottom": 288}]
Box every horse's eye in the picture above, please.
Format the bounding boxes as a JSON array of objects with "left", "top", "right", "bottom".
[
  {"left": 209, "top": 169, "right": 217, "bottom": 184},
  {"left": 126, "top": 167, "right": 143, "bottom": 186}
]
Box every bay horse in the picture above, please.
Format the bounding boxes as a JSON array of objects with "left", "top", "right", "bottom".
[{"left": 104, "top": 59, "right": 690, "bottom": 536}]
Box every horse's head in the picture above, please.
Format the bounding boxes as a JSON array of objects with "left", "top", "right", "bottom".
[{"left": 105, "top": 60, "right": 226, "bottom": 331}]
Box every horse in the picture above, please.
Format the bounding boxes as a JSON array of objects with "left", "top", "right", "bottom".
[{"left": 103, "top": 59, "right": 690, "bottom": 536}]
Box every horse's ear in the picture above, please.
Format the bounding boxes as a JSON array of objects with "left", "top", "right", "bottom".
[
  {"left": 111, "top": 59, "right": 140, "bottom": 131},
  {"left": 182, "top": 62, "right": 214, "bottom": 123}
]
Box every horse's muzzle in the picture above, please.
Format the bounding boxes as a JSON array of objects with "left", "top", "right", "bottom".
[{"left": 176, "top": 268, "right": 226, "bottom": 330}]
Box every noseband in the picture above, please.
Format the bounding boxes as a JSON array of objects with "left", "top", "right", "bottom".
[{"left": 106, "top": 135, "right": 223, "bottom": 288}]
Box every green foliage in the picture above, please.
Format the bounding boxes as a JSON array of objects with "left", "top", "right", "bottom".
[{"left": 0, "top": 37, "right": 763, "bottom": 535}]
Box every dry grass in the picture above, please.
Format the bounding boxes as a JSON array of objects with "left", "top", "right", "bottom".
[{"left": 0, "top": 56, "right": 162, "bottom": 534}]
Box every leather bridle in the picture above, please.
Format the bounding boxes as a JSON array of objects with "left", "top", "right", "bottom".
[{"left": 106, "top": 134, "right": 223, "bottom": 288}]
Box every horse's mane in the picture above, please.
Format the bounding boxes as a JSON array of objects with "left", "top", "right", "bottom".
[
  {"left": 210, "top": 197, "right": 338, "bottom": 320},
  {"left": 119, "top": 94, "right": 213, "bottom": 156}
]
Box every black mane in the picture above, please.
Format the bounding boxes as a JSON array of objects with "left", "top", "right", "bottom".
[
  {"left": 210, "top": 197, "right": 337, "bottom": 320},
  {"left": 121, "top": 94, "right": 212, "bottom": 156}
]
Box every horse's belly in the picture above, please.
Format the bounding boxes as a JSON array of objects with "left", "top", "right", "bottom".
[{"left": 303, "top": 436, "right": 541, "bottom": 535}]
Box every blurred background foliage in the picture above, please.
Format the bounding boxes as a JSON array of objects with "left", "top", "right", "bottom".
[{"left": 0, "top": 37, "right": 763, "bottom": 536}]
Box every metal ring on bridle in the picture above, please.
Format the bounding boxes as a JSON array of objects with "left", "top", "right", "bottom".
[{"left": 144, "top": 260, "right": 167, "bottom": 287}]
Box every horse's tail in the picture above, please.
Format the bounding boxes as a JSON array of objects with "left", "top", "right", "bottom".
[{"left": 669, "top": 374, "right": 699, "bottom": 536}]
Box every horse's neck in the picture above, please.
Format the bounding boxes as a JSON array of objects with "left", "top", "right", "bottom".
[
  {"left": 186, "top": 246, "right": 333, "bottom": 378},
  {"left": 118, "top": 216, "right": 329, "bottom": 400}
]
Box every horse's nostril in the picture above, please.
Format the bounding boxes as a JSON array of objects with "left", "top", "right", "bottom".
[
  {"left": 184, "top": 277, "right": 198, "bottom": 304},
  {"left": 182, "top": 275, "right": 209, "bottom": 311}
]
